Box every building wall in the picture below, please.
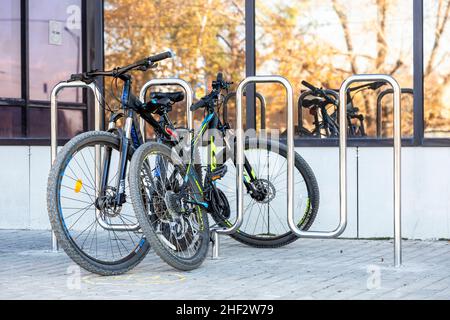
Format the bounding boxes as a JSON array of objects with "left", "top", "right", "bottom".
[{"left": 1, "top": 146, "right": 449, "bottom": 240}]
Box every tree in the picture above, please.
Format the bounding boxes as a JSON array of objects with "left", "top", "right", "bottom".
[{"left": 104, "top": 0, "right": 245, "bottom": 135}]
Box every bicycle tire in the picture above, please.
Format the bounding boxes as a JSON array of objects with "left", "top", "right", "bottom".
[
  {"left": 47, "top": 131, "right": 150, "bottom": 275},
  {"left": 212, "top": 138, "right": 320, "bottom": 248},
  {"left": 129, "top": 142, "right": 209, "bottom": 271}
]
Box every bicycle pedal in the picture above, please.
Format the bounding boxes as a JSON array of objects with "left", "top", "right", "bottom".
[{"left": 209, "top": 165, "right": 228, "bottom": 181}]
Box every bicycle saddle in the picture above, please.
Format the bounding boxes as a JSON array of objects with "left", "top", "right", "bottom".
[
  {"left": 301, "top": 97, "right": 324, "bottom": 108},
  {"left": 150, "top": 91, "right": 185, "bottom": 103}
]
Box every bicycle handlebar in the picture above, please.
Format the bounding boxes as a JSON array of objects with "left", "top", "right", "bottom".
[
  {"left": 302, "top": 80, "right": 386, "bottom": 106},
  {"left": 301, "top": 81, "right": 336, "bottom": 105},
  {"left": 190, "top": 98, "right": 208, "bottom": 112},
  {"left": 69, "top": 51, "right": 173, "bottom": 82},
  {"left": 191, "top": 72, "right": 232, "bottom": 112},
  {"left": 301, "top": 80, "right": 317, "bottom": 92}
]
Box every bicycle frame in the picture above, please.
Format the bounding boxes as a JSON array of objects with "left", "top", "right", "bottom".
[{"left": 182, "top": 108, "right": 260, "bottom": 211}]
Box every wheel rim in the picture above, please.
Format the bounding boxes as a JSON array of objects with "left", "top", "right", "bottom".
[
  {"left": 138, "top": 151, "right": 206, "bottom": 260},
  {"left": 215, "top": 145, "right": 312, "bottom": 240},
  {"left": 56, "top": 139, "right": 145, "bottom": 265}
]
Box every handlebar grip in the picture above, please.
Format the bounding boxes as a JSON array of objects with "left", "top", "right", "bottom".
[
  {"left": 69, "top": 73, "right": 84, "bottom": 82},
  {"left": 69, "top": 72, "right": 94, "bottom": 84},
  {"left": 149, "top": 51, "right": 173, "bottom": 63},
  {"left": 190, "top": 99, "right": 207, "bottom": 112},
  {"left": 302, "top": 80, "right": 317, "bottom": 92}
]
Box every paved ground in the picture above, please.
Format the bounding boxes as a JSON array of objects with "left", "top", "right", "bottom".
[{"left": 0, "top": 229, "right": 449, "bottom": 300}]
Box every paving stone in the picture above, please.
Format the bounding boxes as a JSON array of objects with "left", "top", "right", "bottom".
[{"left": 0, "top": 230, "right": 449, "bottom": 300}]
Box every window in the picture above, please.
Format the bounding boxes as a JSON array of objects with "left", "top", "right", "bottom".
[
  {"left": 255, "top": 0, "right": 414, "bottom": 139},
  {"left": 424, "top": 0, "right": 450, "bottom": 138},
  {"left": 0, "top": 107, "right": 23, "bottom": 138},
  {"left": 0, "top": 0, "right": 86, "bottom": 141},
  {"left": 0, "top": 0, "right": 22, "bottom": 98},
  {"left": 104, "top": 0, "right": 245, "bottom": 137},
  {"left": 29, "top": 0, "right": 83, "bottom": 102},
  {"left": 28, "top": 108, "right": 84, "bottom": 139}
]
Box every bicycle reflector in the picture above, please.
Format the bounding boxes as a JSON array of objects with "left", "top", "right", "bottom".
[{"left": 74, "top": 179, "right": 83, "bottom": 193}]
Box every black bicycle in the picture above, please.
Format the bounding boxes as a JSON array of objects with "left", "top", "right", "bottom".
[
  {"left": 46, "top": 51, "right": 202, "bottom": 275},
  {"left": 128, "top": 73, "right": 320, "bottom": 272},
  {"left": 299, "top": 80, "right": 385, "bottom": 137}
]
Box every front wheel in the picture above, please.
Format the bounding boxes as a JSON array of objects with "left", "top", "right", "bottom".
[
  {"left": 212, "top": 138, "right": 320, "bottom": 248},
  {"left": 47, "top": 131, "right": 150, "bottom": 275}
]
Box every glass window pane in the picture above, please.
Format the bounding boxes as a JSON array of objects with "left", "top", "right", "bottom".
[
  {"left": 104, "top": 0, "right": 245, "bottom": 126},
  {"left": 0, "top": 0, "right": 21, "bottom": 98},
  {"left": 28, "top": 0, "right": 83, "bottom": 102},
  {"left": 256, "top": 0, "right": 414, "bottom": 139},
  {"left": 424, "top": 0, "right": 450, "bottom": 138},
  {"left": 28, "top": 108, "right": 84, "bottom": 139},
  {"left": 0, "top": 107, "right": 23, "bottom": 138}
]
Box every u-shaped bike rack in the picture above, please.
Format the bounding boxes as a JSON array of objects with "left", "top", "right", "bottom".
[
  {"left": 49, "top": 78, "right": 194, "bottom": 251},
  {"left": 50, "top": 81, "right": 102, "bottom": 252},
  {"left": 211, "top": 75, "right": 294, "bottom": 259},
  {"left": 343, "top": 75, "right": 402, "bottom": 266},
  {"left": 212, "top": 74, "right": 403, "bottom": 267},
  {"left": 139, "top": 78, "right": 194, "bottom": 139},
  {"left": 376, "top": 88, "right": 413, "bottom": 138},
  {"left": 222, "top": 91, "right": 267, "bottom": 130}
]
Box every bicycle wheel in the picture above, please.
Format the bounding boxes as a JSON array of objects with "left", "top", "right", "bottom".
[
  {"left": 47, "top": 131, "right": 150, "bottom": 275},
  {"left": 129, "top": 142, "right": 209, "bottom": 271},
  {"left": 212, "top": 138, "right": 320, "bottom": 248}
]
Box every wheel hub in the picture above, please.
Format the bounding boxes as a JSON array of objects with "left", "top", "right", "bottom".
[
  {"left": 164, "top": 191, "right": 185, "bottom": 217},
  {"left": 95, "top": 187, "right": 122, "bottom": 218},
  {"left": 253, "top": 179, "right": 276, "bottom": 204}
]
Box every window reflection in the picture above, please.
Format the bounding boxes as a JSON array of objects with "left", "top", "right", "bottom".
[
  {"left": 28, "top": 0, "right": 82, "bottom": 102},
  {"left": 28, "top": 108, "right": 84, "bottom": 139},
  {"left": 256, "top": 0, "right": 413, "bottom": 138},
  {"left": 424, "top": 0, "right": 450, "bottom": 138},
  {"left": 0, "top": 107, "right": 23, "bottom": 138},
  {"left": 0, "top": 0, "right": 21, "bottom": 98},
  {"left": 104, "top": 0, "right": 245, "bottom": 135}
]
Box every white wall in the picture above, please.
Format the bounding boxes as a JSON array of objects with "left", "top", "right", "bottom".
[{"left": 1, "top": 145, "right": 449, "bottom": 240}]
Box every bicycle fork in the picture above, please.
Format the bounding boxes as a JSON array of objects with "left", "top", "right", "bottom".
[{"left": 95, "top": 113, "right": 140, "bottom": 232}]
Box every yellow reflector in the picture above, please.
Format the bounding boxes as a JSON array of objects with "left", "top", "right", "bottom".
[{"left": 74, "top": 179, "right": 83, "bottom": 193}]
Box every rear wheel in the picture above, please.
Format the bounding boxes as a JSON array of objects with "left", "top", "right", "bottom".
[{"left": 212, "top": 138, "right": 320, "bottom": 248}]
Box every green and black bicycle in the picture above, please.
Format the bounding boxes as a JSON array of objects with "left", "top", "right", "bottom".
[{"left": 129, "top": 73, "right": 320, "bottom": 271}]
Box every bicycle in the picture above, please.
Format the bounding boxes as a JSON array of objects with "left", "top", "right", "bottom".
[
  {"left": 46, "top": 51, "right": 201, "bottom": 275},
  {"left": 128, "top": 73, "right": 320, "bottom": 271},
  {"left": 298, "top": 80, "right": 385, "bottom": 138}
]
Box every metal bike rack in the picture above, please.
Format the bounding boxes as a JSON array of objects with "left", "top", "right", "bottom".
[
  {"left": 376, "top": 88, "right": 413, "bottom": 138},
  {"left": 139, "top": 78, "right": 194, "bottom": 139},
  {"left": 211, "top": 74, "right": 402, "bottom": 267},
  {"left": 223, "top": 91, "right": 267, "bottom": 130},
  {"left": 50, "top": 81, "right": 102, "bottom": 252},
  {"left": 341, "top": 75, "right": 402, "bottom": 266},
  {"left": 211, "top": 75, "right": 294, "bottom": 259},
  {"left": 286, "top": 74, "right": 402, "bottom": 267}
]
